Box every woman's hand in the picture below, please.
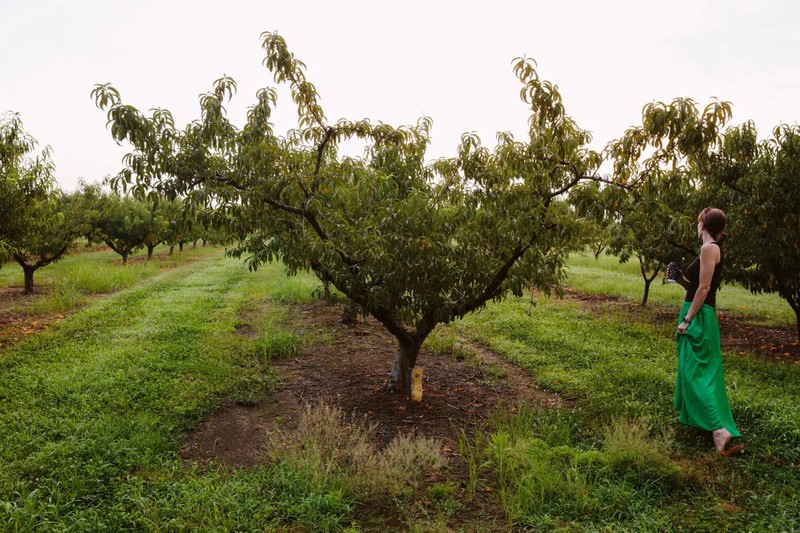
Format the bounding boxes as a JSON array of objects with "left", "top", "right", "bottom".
[
  {"left": 674, "top": 269, "right": 690, "bottom": 290},
  {"left": 677, "top": 321, "right": 689, "bottom": 335}
]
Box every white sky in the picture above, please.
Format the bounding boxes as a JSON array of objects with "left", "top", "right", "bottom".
[{"left": 2, "top": 0, "right": 799, "bottom": 192}]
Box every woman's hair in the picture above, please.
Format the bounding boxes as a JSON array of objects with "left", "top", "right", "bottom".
[{"left": 699, "top": 207, "right": 728, "bottom": 246}]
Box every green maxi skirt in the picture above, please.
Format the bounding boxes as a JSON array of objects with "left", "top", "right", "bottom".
[{"left": 674, "top": 302, "right": 741, "bottom": 437}]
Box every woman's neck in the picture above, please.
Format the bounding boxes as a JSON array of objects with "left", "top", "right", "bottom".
[{"left": 702, "top": 232, "right": 716, "bottom": 245}]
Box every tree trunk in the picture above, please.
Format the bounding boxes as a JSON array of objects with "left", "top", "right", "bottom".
[
  {"left": 593, "top": 244, "right": 606, "bottom": 259},
  {"left": 795, "top": 308, "right": 799, "bottom": 342},
  {"left": 787, "top": 297, "right": 800, "bottom": 341},
  {"left": 388, "top": 338, "right": 422, "bottom": 396},
  {"left": 121, "top": 252, "right": 128, "bottom": 265},
  {"left": 638, "top": 256, "right": 659, "bottom": 307},
  {"left": 147, "top": 244, "right": 155, "bottom": 260},
  {"left": 202, "top": 238, "right": 208, "bottom": 247},
  {"left": 641, "top": 278, "right": 652, "bottom": 306},
  {"left": 192, "top": 239, "right": 198, "bottom": 249},
  {"left": 23, "top": 264, "right": 36, "bottom": 295},
  {"left": 169, "top": 245, "right": 174, "bottom": 255},
  {"left": 179, "top": 242, "right": 184, "bottom": 252}
]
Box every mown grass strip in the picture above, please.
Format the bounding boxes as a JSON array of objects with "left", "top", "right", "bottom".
[
  {"left": 455, "top": 294, "right": 800, "bottom": 530},
  {"left": 0, "top": 245, "right": 215, "bottom": 316},
  {"left": 0, "top": 252, "right": 276, "bottom": 528},
  {"left": 566, "top": 252, "right": 796, "bottom": 326}
]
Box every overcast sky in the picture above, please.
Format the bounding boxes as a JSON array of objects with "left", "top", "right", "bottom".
[{"left": 3, "top": 0, "right": 799, "bottom": 192}]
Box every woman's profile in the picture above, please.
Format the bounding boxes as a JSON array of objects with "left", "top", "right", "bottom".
[{"left": 673, "top": 207, "right": 743, "bottom": 455}]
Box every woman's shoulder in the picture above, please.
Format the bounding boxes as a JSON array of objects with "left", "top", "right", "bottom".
[{"left": 700, "top": 242, "right": 721, "bottom": 260}]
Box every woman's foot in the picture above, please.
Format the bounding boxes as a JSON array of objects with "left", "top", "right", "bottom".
[
  {"left": 712, "top": 427, "right": 743, "bottom": 455},
  {"left": 712, "top": 428, "right": 731, "bottom": 452}
]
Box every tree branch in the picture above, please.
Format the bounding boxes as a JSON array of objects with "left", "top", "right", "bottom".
[
  {"left": 665, "top": 238, "right": 695, "bottom": 255},
  {"left": 314, "top": 127, "right": 336, "bottom": 180}
]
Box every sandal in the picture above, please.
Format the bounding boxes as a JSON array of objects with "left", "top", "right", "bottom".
[{"left": 718, "top": 443, "right": 744, "bottom": 456}]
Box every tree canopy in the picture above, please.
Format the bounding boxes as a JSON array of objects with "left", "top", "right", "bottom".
[
  {"left": 706, "top": 122, "right": 800, "bottom": 337},
  {"left": 93, "top": 33, "right": 615, "bottom": 392},
  {"left": 1, "top": 112, "right": 56, "bottom": 264}
]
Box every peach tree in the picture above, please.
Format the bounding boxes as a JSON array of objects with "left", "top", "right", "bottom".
[
  {"left": 93, "top": 33, "right": 607, "bottom": 393},
  {"left": 574, "top": 98, "right": 734, "bottom": 305},
  {"left": 1, "top": 113, "right": 86, "bottom": 293},
  {"left": 705, "top": 122, "right": 800, "bottom": 339}
]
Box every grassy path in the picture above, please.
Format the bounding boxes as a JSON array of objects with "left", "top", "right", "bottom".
[
  {"left": 2, "top": 248, "right": 799, "bottom": 531},
  {"left": 453, "top": 295, "right": 800, "bottom": 530},
  {"left": 0, "top": 251, "right": 272, "bottom": 529}
]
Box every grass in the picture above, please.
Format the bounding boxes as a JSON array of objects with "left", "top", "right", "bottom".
[
  {"left": 567, "top": 252, "right": 797, "bottom": 327},
  {"left": 448, "top": 255, "right": 800, "bottom": 530},
  {"left": 2, "top": 247, "right": 798, "bottom": 530},
  {"left": 0, "top": 252, "right": 346, "bottom": 530},
  {"left": 0, "top": 252, "right": 451, "bottom": 531},
  {"left": 0, "top": 244, "right": 216, "bottom": 316}
]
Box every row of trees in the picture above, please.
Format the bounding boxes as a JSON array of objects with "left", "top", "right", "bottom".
[
  {"left": 87, "top": 32, "right": 799, "bottom": 394},
  {"left": 5, "top": 33, "right": 798, "bottom": 394},
  {"left": 575, "top": 99, "right": 800, "bottom": 340},
  {"left": 1, "top": 114, "right": 218, "bottom": 294}
]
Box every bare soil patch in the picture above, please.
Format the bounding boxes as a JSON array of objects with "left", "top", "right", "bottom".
[
  {"left": 0, "top": 286, "right": 65, "bottom": 351},
  {"left": 181, "top": 300, "right": 571, "bottom": 469}
]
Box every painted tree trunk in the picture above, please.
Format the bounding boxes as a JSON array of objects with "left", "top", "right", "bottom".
[{"left": 388, "top": 338, "right": 422, "bottom": 395}]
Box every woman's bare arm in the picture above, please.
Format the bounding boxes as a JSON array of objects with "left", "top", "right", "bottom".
[{"left": 677, "top": 244, "right": 719, "bottom": 333}]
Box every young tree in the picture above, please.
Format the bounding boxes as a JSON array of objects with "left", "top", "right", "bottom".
[
  {"left": 93, "top": 33, "right": 613, "bottom": 394},
  {"left": 577, "top": 98, "right": 735, "bottom": 306},
  {"left": 705, "top": 123, "right": 800, "bottom": 338},
  {"left": 11, "top": 192, "right": 85, "bottom": 294},
  {"left": 1, "top": 112, "right": 54, "bottom": 264},
  {"left": 93, "top": 194, "right": 151, "bottom": 264}
]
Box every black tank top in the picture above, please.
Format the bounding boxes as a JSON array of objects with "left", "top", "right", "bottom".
[{"left": 684, "top": 242, "right": 723, "bottom": 308}]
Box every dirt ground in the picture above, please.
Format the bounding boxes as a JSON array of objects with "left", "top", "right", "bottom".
[
  {"left": 180, "top": 300, "right": 572, "bottom": 467},
  {"left": 179, "top": 291, "right": 799, "bottom": 471}
]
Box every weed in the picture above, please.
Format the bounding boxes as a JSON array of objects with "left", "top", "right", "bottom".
[{"left": 264, "top": 403, "right": 446, "bottom": 504}]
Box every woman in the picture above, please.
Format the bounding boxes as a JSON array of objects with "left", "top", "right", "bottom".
[{"left": 673, "top": 207, "right": 742, "bottom": 455}]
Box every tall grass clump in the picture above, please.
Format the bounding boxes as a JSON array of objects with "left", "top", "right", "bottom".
[
  {"left": 248, "top": 307, "right": 308, "bottom": 363},
  {"left": 462, "top": 407, "right": 681, "bottom": 530},
  {"left": 264, "top": 403, "right": 446, "bottom": 505}
]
